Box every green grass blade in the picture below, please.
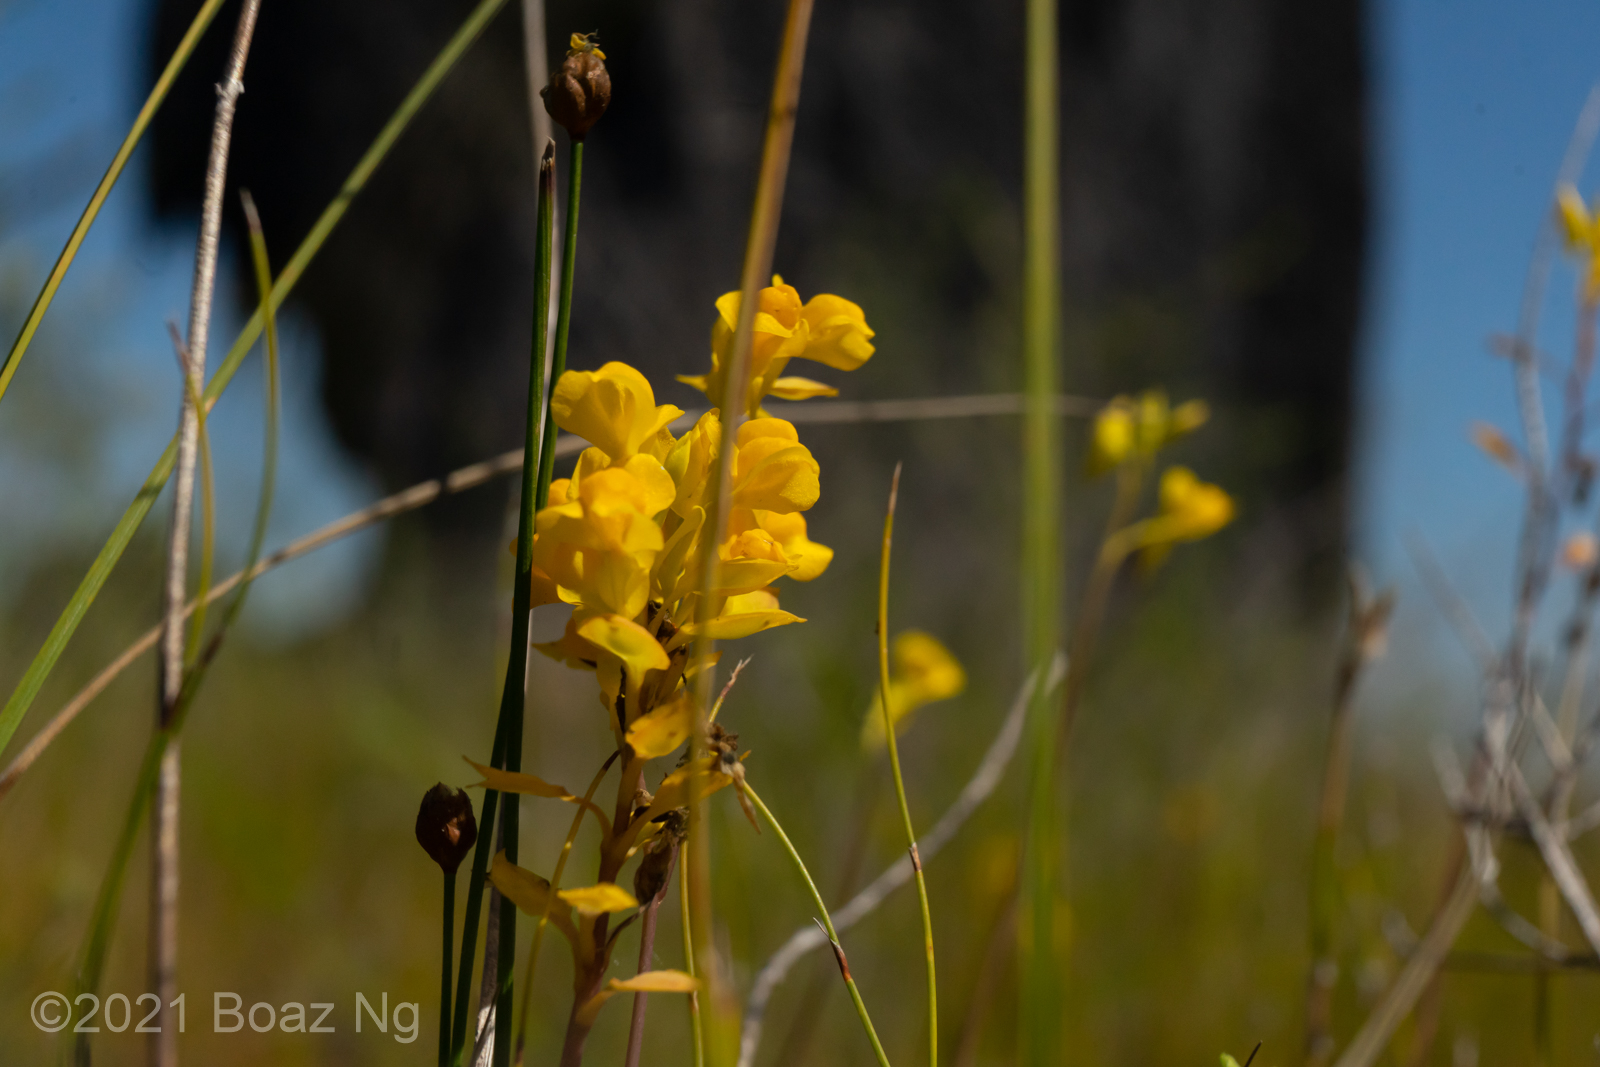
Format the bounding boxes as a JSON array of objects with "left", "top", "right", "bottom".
[
  {"left": 0, "top": 0, "right": 512, "bottom": 760},
  {"left": 1019, "top": 0, "right": 1064, "bottom": 1060}
]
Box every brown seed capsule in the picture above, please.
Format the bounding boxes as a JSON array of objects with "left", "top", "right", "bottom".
[
  {"left": 632, "top": 811, "right": 686, "bottom": 905},
  {"left": 415, "top": 783, "right": 478, "bottom": 874},
  {"left": 542, "top": 33, "right": 611, "bottom": 141}
]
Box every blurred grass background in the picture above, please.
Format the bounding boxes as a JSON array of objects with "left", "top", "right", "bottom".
[{"left": 6, "top": 0, "right": 1600, "bottom": 1064}]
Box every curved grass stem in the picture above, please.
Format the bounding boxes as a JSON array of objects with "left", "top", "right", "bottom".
[
  {"left": 876, "top": 464, "right": 938, "bottom": 1067},
  {"left": 742, "top": 783, "right": 893, "bottom": 1067}
]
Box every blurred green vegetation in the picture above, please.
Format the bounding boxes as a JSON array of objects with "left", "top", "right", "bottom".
[{"left": 6, "top": 396, "right": 1600, "bottom": 1065}]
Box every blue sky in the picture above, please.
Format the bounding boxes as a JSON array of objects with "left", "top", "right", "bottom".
[{"left": 3, "top": 0, "right": 1600, "bottom": 648}]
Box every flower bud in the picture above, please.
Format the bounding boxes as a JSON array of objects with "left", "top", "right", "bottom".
[
  {"left": 415, "top": 783, "right": 478, "bottom": 874},
  {"left": 542, "top": 33, "right": 611, "bottom": 141}
]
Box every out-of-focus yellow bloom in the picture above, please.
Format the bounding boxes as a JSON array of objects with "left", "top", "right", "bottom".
[
  {"left": 1126, "top": 466, "right": 1235, "bottom": 569},
  {"left": 1558, "top": 184, "right": 1600, "bottom": 298},
  {"left": 559, "top": 882, "right": 638, "bottom": 916},
  {"left": 861, "top": 631, "right": 967, "bottom": 748},
  {"left": 678, "top": 276, "right": 875, "bottom": 416},
  {"left": 1086, "top": 390, "right": 1209, "bottom": 477}
]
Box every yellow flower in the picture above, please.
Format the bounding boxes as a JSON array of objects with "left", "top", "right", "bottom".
[
  {"left": 552, "top": 362, "right": 684, "bottom": 463},
  {"left": 1119, "top": 466, "right": 1234, "bottom": 570},
  {"left": 730, "top": 417, "right": 820, "bottom": 513},
  {"left": 1086, "top": 391, "right": 1210, "bottom": 477},
  {"left": 567, "top": 32, "right": 606, "bottom": 60},
  {"left": 1558, "top": 184, "right": 1600, "bottom": 297},
  {"left": 532, "top": 466, "right": 665, "bottom": 619},
  {"left": 861, "top": 631, "right": 967, "bottom": 748},
  {"left": 678, "top": 277, "right": 875, "bottom": 416}
]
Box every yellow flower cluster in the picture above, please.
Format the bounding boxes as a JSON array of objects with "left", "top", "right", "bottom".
[
  {"left": 1088, "top": 390, "right": 1234, "bottom": 568},
  {"left": 1086, "top": 389, "right": 1209, "bottom": 475},
  {"left": 678, "top": 275, "right": 875, "bottom": 417},
  {"left": 528, "top": 282, "right": 873, "bottom": 750}
]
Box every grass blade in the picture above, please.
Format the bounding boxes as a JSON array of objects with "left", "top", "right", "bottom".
[{"left": 1018, "top": 0, "right": 1064, "bottom": 1059}]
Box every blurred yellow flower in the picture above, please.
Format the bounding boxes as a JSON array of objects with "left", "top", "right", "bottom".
[
  {"left": 861, "top": 631, "right": 967, "bottom": 748},
  {"left": 1557, "top": 183, "right": 1600, "bottom": 297},
  {"left": 1131, "top": 466, "right": 1235, "bottom": 569},
  {"left": 1086, "top": 390, "right": 1209, "bottom": 477}
]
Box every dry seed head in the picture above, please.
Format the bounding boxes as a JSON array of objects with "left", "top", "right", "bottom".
[
  {"left": 542, "top": 33, "right": 611, "bottom": 141},
  {"left": 415, "top": 783, "right": 478, "bottom": 873}
]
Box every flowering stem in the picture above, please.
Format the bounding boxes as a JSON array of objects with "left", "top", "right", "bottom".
[
  {"left": 742, "top": 784, "right": 893, "bottom": 1067},
  {"left": 440, "top": 869, "right": 458, "bottom": 1067},
  {"left": 513, "top": 752, "right": 615, "bottom": 1065},
  {"left": 1019, "top": 0, "right": 1063, "bottom": 1057},
  {"left": 490, "top": 142, "right": 559, "bottom": 1067},
  {"left": 624, "top": 848, "right": 677, "bottom": 1067},
  {"left": 876, "top": 464, "right": 939, "bottom": 1067}
]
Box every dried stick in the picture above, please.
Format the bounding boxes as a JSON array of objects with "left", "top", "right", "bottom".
[
  {"left": 149, "top": 5, "right": 260, "bottom": 1063},
  {"left": 1305, "top": 571, "right": 1394, "bottom": 1067},
  {"left": 737, "top": 656, "right": 1065, "bottom": 1067},
  {"left": 1329, "top": 866, "right": 1478, "bottom": 1067}
]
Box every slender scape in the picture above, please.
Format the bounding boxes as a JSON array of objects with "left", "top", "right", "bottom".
[{"left": 877, "top": 464, "right": 939, "bottom": 1067}]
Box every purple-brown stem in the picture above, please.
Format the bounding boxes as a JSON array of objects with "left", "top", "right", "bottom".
[{"left": 623, "top": 888, "right": 669, "bottom": 1067}]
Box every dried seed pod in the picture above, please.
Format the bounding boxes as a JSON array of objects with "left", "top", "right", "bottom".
[
  {"left": 415, "top": 783, "right": 478, "bottom": 874},
  {"left": 633, "top": 811, "right": 686, "bottom": 905},
  {"left": 542, "top": 33, "right": 611, "bottom": 141}
]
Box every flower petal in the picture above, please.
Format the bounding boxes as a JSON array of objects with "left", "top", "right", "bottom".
[
  {"left": 559, "top": 882, "right": 639, "bottom": 916},
  {"left": 625, "top": 690, "right": 695, "bottom": 759}
]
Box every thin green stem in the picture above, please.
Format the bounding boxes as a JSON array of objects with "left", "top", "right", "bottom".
[
  {"left": 876, "top": 464, "right": 938, "bottom": 1067},
  {"left": 743, "top": 784, "right": 893, "bottom": 1067},
  {"left": 681, "top": 844, "right": 706, "bottom": 1067},
  {"left": 451, "top": 720, "right": 509, "bottom": 1065},
  {"left": 490, "top": 143, "right": 559, "bottom": 1067},
  {"left": 1019, "top": 0, "right": 1063, "bottom": 1058},
  {"left": 0, "top": 0, "right": 229, "bottom": 407},
  {"left": 441, "top": 870, "right": 458, "bottom": 1067},
  {"left": 0, "top": 0, "right": 514, "bottom": 761},
  {"left": 508, "top": 145, "right": 561, "bottom": 1067},
  {"left": 537, "top": 140, "right": 582, "bottom": 505}
]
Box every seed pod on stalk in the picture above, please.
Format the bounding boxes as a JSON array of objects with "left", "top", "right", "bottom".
[
  {"left": 415, "top": 783, "right": 478, "bottom": 874},
  {"left": 542, "top": 33, "right": 610, "bottom": 141}
]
